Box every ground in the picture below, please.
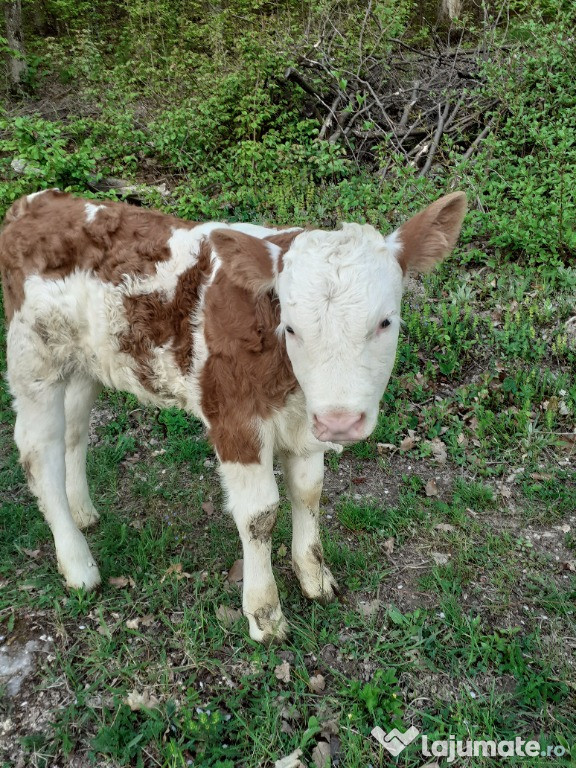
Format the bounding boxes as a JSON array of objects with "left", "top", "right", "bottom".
[{"left": 0, "top": 264, "right": 575, "bottom": 768}]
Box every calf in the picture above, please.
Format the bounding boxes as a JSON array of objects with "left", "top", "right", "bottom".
[{"left": 0, "top": 189, "right": 466, "bottom": 642}]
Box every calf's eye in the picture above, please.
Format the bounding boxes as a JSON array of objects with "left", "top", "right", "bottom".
[
  {"left": 380, "top": 319, "right": 391, "bottom": 329},
  {"left": 286, "top": 326, "right": 295, "bottom": 335}
]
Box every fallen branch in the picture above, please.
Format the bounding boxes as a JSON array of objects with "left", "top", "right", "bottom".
[
  {"left": 461, "top": 118, "right": 495, "bottom": 162},
  {"left": 419, "top": 101, "right": 451, "bottom": 177}
]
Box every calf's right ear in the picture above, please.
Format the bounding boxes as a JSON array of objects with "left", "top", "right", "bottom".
[
  {"left": 396, "top": 191, "right": 467, "bottom": 274},
  {"left": 210, "top": 229, "right": 279, "bottom": 294}
]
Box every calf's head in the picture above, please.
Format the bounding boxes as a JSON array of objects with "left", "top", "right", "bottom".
[{"left": 210, "top": 192, "right": 466, "bottom": 444}]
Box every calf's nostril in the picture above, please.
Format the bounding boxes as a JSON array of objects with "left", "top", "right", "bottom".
[{"left": 313, "top": 411, "right": 366, "bottom": 437}]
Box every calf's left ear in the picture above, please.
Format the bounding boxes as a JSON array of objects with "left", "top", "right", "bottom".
[
  {"left": 210, "top": 229, "right": 278, "bottom": 294},
  {"left": 395, "top": 191, "right": 467, "bottom": 274}
]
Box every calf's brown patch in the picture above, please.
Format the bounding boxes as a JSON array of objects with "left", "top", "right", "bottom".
[
  {"left": 0, "top": 190, "right": 198, "bottom": 321},
  {"left": 118, "top": 240, "right": 213, "bottom": 390},
  {"left": 201, "top": 263, "right": 299, "bottom": 464}
]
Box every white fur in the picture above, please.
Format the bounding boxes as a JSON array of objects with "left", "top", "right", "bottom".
[
  {"left": 277, "top": 223, "right": 404, "bottom": 437},
  {"left": 84, "top": 203, "right": 105, "bottom": 223},
  {"left": 27, "top": 189, "right": 59, "bottom": 202}
]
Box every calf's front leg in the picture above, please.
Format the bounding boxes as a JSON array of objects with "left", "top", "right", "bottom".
[
  {"left": 282, "top": 451, "right": 339, "bottom": 602},
  {"left": 219, "top": 457, "right": 288, "bottom": 643}
]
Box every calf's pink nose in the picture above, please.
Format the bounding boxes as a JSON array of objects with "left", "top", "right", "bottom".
[{"left": 313, "top": 411, "right": 366, "bottom": 442}]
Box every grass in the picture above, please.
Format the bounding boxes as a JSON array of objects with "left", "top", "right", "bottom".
[{"left": 1, "top": 258, "right": 575, "bottom": 767}]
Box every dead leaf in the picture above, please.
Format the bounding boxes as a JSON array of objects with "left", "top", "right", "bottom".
[
  {"left": 530, "top": 473, "right": 553, "bottom": 481},
  {"left": 383, "top": 537, "right": 395, "bottom": 555},
  {"left": 431, "top": 552, "right": 450, "bottom": 565},
  {"left": 160, "top": 563, "right": 192, "bottom": 582},
  {"left": 399, "top": 435, "right": 416, "bottom": 451},
  {"left": 124, "top": 613, "right": 154, "bottom": 630},
  {"left": 357, "top": 599, "right": 380, "bottom": 619},
  {"left": 125, "top": 689, "right": 159, "bottom": 711},
  {"left": 202, "top": 501, "right": 215, "bottom": 515},
  {"left": 277, "top": 544, "right": 288, "bottom": 558},
  {"left": 312, "top": 740, "right": 331, "bottom": 768},
  {"left": 308, "top": 674, "right": 326, "bottom": 693},
  {"left": 351, "top": 476, "right": 366, "bottom": 485},
  {"left": 275, "top": 748, "right": 305, "bottom": 768},
  {"left": 434, "top": 523, "right": 455, "bottom": 533},
  {"left": 97, "top": 621, "right": 113, "bottom": 638},
  {"left": 562, "top": 561, "right": 576, "bottom": 572},
  {"left": 281, "top": 720, "right": 294, "bottom": 735},
  {"left": 227, "top": 559, "right": 244, "bottom": 583},
  {"left": 419, "top": 763, "right": 441, "bottom": 768},
  {"left": 320, "top": 719, "right": 339, "bottom": 737},
  {"left": 377, "top": 442, "right": 396, "bottom": 454},
  {"left": 215, "top": 604, "right": 242, "bottom": 626},
  {"left": 22, "top": 548, "right": 40, "bottom": 559},
  {"left": 500, "top": 486, "right": 512, "bottom": 499},
  {"left": 109, "top": 575, "right": 135, "bottom": 588},
  {"left": 126, "top": 618, "right": 140, "bottom": 630},
  {"left": 554, "top": 524, "right": 570, "bottom": 534},
  {"left": 280, "top": 705, "right": 300, "bottom": 722},
  {"left": 426, "top": 438, "right": 447, "bottom": 464},
  {"left": 274, "top": 660, "right": 291, "bottom": 683},
  {"left": 425, "top": 479, "right": 438, "bottom": 497}
]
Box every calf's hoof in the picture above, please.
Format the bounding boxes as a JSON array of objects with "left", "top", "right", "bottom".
[
  {"left": 61, "top": 560, "right": 101, "bottom": 591},
  {"left": 57, "top": 537, "right": 101, "bottom": 590},
  {"left": 295, "top": 560, "right": 340, "bottom": 604},
  {"left": 246, "top": 603, "right": 289, "bottom": 644},
  {"left": 70, "top": 502, "right": 100, "bottom": 531}
]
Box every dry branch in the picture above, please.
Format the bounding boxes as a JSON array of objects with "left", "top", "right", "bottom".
[{"left": 284, "top": 16, "right": 504, "bottom": 175}]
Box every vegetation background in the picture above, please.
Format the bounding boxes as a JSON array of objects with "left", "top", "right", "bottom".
[{"left": 0, "top": 1, "right": 575, "bottom": 766}]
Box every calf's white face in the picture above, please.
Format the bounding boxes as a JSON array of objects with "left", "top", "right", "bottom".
[
  {"left": 277, "top": 224, "right": 404, "bottom": 443},
  {"left": 277, "top": 191, "right": 468, "bottom": 444}
]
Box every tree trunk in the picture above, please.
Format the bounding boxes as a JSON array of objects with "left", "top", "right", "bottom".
[
  {"left": 4, "top": 0, "right": 27, "bottom": 89},
  {"left": 442, "top": 0, "right": 462, "bottom": 19}
]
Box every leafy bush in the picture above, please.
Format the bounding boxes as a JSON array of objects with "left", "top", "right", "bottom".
[{"left": 461, "top": 12, "right": 576, "bottom": 266}]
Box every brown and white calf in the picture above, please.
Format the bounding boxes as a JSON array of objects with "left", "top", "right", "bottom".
[{"left": 0, "top": 189, "right": 466, "bottom": 642}]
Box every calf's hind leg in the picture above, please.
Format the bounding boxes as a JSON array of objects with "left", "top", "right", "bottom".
[
  {"left": 13, "top": 382, "right": 101, "bottom": 590},
  {"left": 65, "top": 376, "right": 102, "bottom": 530}
]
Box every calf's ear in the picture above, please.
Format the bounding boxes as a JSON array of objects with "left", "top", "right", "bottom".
[
  {"left": 396, "top": 191, "right": 467, "bottom": 274},
  {"left": 210, "top": 229, "right": 278, "bottom": 294}
]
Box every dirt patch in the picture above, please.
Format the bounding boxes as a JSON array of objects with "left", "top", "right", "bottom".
[
  {"left": 249, "top": 506, "right": 279, "bottom": 542},
  {"left": 0, "top": 614, "right": 64, "bottom": 767}
]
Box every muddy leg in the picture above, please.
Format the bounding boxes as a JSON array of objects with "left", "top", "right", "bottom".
[{"left": 282, "top": 451, "right": 338, "bottom": 602}]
